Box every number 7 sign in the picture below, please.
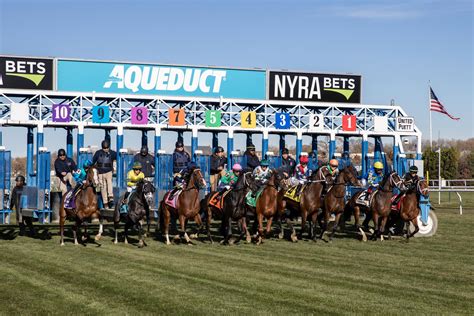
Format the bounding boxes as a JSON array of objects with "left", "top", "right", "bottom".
[
  {"left": 342, "top": 115, "right": 357, "bottom": 131},
  {"left": 168, "top": 108, "right": 185, "bottom": 126}
]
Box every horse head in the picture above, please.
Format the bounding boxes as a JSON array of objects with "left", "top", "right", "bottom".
[
  {"left": 244, "top": 172, "right": 258, "bottom": 192},
  {"left": 138, "top": 180, "right": 156, "bottom": 206},
  {"left": 86, "top": 166, "right": 100, "bottom": 188},
  {"left": 416, "top": 178, "right": 429, "bottom": 197},
  {"left": 341, "top": 166, "right": 361, "bottom": 186},
  {"left": 382, "top": 171, "right": 405, "bottom": 191},
  {"left": 189, "top": 167, "right": 207, "bottom": 190}
]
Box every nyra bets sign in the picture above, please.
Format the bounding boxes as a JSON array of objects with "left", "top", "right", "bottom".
[
  {"left": 57, "top": 60, "right": 266, "bottom": 100},
  {"left": 269, "top": 71, "right": 361, "bottom": 103}
]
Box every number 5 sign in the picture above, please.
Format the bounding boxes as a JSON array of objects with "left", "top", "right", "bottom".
[
  {"left": 205, "top": 110, "right": 221, "bottom": 127},
  {"left": 309, "top": 114, "right": 324, "bottom": 131},
  {"left": 342, "top": 115, "right": 357, "bottom": 131}
]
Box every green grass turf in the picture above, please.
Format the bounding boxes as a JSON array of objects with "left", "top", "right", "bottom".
[{"left": 0, "top": 207, "right": 472, "bottom": 315}]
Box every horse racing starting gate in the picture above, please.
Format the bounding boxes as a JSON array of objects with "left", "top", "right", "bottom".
[{"left": 0, "top": 54, "right": 436, "bottom": 236}]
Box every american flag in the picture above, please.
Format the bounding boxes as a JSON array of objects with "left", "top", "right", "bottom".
[{"left": 430, "top": 87, "right": 460, "bottom": 120}]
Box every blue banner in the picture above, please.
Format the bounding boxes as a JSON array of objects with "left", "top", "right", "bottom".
[{"left": 57, "top": 60, "right": 266, "bottom": 100}]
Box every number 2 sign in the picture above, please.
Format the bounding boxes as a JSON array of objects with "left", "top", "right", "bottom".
[
  {"left": 309, "top": 114, "right": 324, "bottom": 131},
  {"left": 342, "top": 115, "right": 357, "bottom": 131}
]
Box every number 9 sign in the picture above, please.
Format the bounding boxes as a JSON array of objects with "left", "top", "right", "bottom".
[
  {"left": 92, "top": 106, "right": 110, "bottom": 123},
  {"left": 131, "top": 107, "right": 148, "bottom": 125}
]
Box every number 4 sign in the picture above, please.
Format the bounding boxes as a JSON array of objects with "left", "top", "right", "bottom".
[{"left": 342, "top": 115, "right": 357, "bottom": 131}]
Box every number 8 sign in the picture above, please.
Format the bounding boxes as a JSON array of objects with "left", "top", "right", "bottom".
[{"left": 131, "top": 107, "right": 148, "bottom": 125}]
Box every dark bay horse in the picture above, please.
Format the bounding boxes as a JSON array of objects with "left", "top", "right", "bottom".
[
  {"left": 397, "top": 178, "right": 429, "bottom": 241},
  {"left": 160, "top": 167, "right": 207, "bottom": 245},
  {"left": 201, "top": 172, "right": 256, "bottom": 243},
  {"left": 253, "top": 171, "right": 284, "bottom": 244},
  {"left": 113, "top": 180, "right": 155, "bottom": 247},
  {"left": 59, "top": 166, "right": 102, "bottom": 246},
  {"left": 320, "top": 167, "right": 360, "bottom": 241},
  {"left": 277, "top": 168, "right": 326, "bottom": 242},
  {"left": 366, "top": 171, "right": 405, "bottom": 241}
]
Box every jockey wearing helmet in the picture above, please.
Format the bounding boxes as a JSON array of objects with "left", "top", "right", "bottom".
[
  {"left": 290, "top": 155, "right": 312, "bottom": 196},
  {"left": 218, "top": 163, "right": 243, "bottom": 192},
  {"left": 318, "top": 159, "right": 339, "bottom": 186},
  {"left": 64, "top": 159, "right": 94, "bottom": 208},
  {"left": 253, "top": 159, "right": 272, "bottom": 185},
  {"left": 367, "top": 161, "right": 384, "bottom": 189},
  {"left": 393, "top": 165, "right": 420, "bottom": 205}
]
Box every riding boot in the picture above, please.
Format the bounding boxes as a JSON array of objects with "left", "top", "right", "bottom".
[
  {"left": 392, "top": 191, "right": 406, "bottom": 205},
  {"left": 108, "top": 200, "right": 114, "bottom": 209},
  {"left": 169, "top": 188, "right": 178, "bottom": 200},
  {"left": 295, "top": 184, "right": 302, "bottom": 197}
]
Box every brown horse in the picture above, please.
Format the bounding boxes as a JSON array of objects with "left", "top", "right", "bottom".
[
  {"left": 59, "top": 166, "right": 102, "bottom": 246},
  {"left": 253, "top": 171, "right": 284, "bottom": 244},
  {"left": 397, "top": 178, "right": 429, "bottom": 241},
  {"left": 277, "top": 168, "right": 326, "bottom": 242},
  {"left": 160, "top": 167, "right": 207, "bottom": 245},
  {"left": 366, "top": 171, "right": 405, "bottom": 241},
  {"left": 343, "top": 189, "right": 372, "bottom": 241},
  {"left": 320, "top": 167, "right": 361, "bottom": 242}
]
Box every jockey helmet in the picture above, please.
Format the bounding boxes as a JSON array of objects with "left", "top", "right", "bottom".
[
  {"left": 247, "top": 144, "right": 256, "bottom": 151},
  {"left": 57, "top": 148, "right": 66, "bottom": 157},
  {"left": 175, "top": 141, "right": 184, "bottom": 148},
  {"left": 260, "top": 160, "right": 269, "bottom": 167},
  {"left": 215, "top": 146, "right": 224, "bottom": 153},
  {"left": 409, "top": 165, "right": 418, "bottom": 173},
  {"left": 132, "top": 162, "right": 142, "bottom": 170},
  {"left": 282, "top": 148, "right": 289, "bottom": 155},
  {"left": 374, "top": 161, "right": 384, "bottom": 170},
  {"left": 15, "top": 175, "right": 25, "bottom": 183},
  {"left": 101, "top": 140, "right": 110, "bottom": 149},
  {"left": 232, "top": 163, "right": 243, "bottom": 171},
  {"left": 140, "top": 146, "right": 148, "bottom": 156},
  {"left": 329, "top": 159, "right": 339, "bottom": 168},
  {"left": 83, "top": 159, "right": 93, "bottom": 168},
  {"left": 299, "top": 155, "right": 309, "bottom": 164}
]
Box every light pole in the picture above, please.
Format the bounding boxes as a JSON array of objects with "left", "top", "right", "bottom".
[{"left": 436, "top": 148, "right": 441, "bottom": 204}]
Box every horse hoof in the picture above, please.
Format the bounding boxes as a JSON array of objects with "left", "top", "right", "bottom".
[
  {"left": 228, "top": 238, "right": 235, "bottom": 245},
  {"left": 60, "top": 242, "right": 65, "bottom": 246},
  {"left": 74, "top": 241, "right": 79, "bottom": 246},
  {"left": 173, "top": 235, "right": 180, "bottom": 241},
  {"left": 278, "top": 233, "right": 284, "bottom": 240},
  {"left": 138, "top": 241, "right": 144, "bottom": 248},
  {"left": 114, "top": 240, "right": 118, "bottom": 244},
  {"left": 291, "top": 235, "right": 298, "bottom": 243},
  {"left": 246, "top": 236, "right": 252, "bottom": 244},
  {"left": 166, "top": 241, "right": 171, "bottom": 245},
  {"left": 189, "top": 234, "right": 198, "bottom": 239},
  {"left": 124, "top": 239, "right": 128, "bottom": 245},
  {"left": 94, "top": 235, "right": 101, "bottom": 241},
  {"left": 362, "top": 235, "right": 368, "bottom": 242}
]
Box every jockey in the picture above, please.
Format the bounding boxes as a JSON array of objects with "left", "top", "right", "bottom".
[
  {"left": 393, "top": 165, "right": 420, "bottom": 205},
  {"left": 318, "top": 159, "right": 339, "bottom": 185},
  {"left": 253, "top": 159, "right": 272, "bottom": 186},
  {"left": 367, "top": 161, "right": 384, "bottom": 190},
  {"left": 126, "top": 162, "right": 145, "bottom": 191},
  {"left": 218, "top": 163, "right": 243, "bottom": 192},
  {"left": 291, "top": 155, "right": 312, "bottom": 196},
  {"left": 64, "top": 159, "right": 93, "bottom": 207}
]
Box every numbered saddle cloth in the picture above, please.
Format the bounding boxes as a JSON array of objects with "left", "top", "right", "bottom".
[
  {"left": 245, "top": 188, "right": 264, "bottom": 207},
  {"left": 63, "top": 188, "right": 82, "bottom": 209},
  {"left": 209, "top": 190, "right": 231, "bottom": 210},
  {"left": 283, "top": 185, "right": 306, "bottom": 203},
  {"left": 165, "top": 189, "right": 182, "bottom": 209}
]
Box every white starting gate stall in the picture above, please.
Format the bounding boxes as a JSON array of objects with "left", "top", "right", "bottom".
[{"left": 0, "top": 54, "right": 436, "bottom": 236}]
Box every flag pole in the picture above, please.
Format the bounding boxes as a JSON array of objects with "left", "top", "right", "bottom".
[{"left": 429, "top": 82, "right": 432, "bottom": 148}]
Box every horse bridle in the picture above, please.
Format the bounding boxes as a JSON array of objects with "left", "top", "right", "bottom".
[
  {"left": 417, "top": 180, "right": 429, "bottom": 196},
  {"left": 183, "top": 168, "right": 204, "bottom": 192},
  {"left": 380, "top": 172, "right": 403, "bottom": 192}
]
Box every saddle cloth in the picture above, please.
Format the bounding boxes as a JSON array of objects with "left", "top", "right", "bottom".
[
  {"left": 120, "top": 192, "right": 136, "bottom": 214},
  {"left": 283, "top": 185, "right": 306, "bottom": 203},
  {"left": 165, "top": 190, "right": 182, "bottom": 209},
  {"left": 64, "top": 188, "right": 82, "bottom": 209},
  {"left": 209, "top": 190, "right": 231, "bottom": 210},
  {"left": 390, "top": 194, "right": 406, "bottom": 212},
  {"left": 245, "top": 188, "right": 264, "bottom": 207}
]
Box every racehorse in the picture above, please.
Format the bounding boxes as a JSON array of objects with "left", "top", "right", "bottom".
[
  {"left": 113, "top": 180, "right": 155, "bottom": 247},
  {"left": 204, "top": 171, "right": 256, "bottom": 245},
  {"left": 366, "top": 171, "right": 405, "bottom": 241},
  {"left": 59, "top": 166, "right": 102, "bottom": 246},
  {"left": 320, "top": 166, "right": 361, "bottom": 241},
  {"left": 343, "top": 189, "right": 372, "bottom": 241},
  {"left": 252, "top": 171, "right": 284, "bottom": 244},
  {"left": 396, "top": 178, "right": 429, "bottom": 241},
  {"left": 160, "top": 167, "right": 207, "bottom": 245},
  {"left": 276, "top": 168, "right": 326, "bottom": 242}
]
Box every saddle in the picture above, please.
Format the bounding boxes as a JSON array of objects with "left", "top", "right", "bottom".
[
  {"left": 209, "top": 190, "right": 232, "bottom": 210},
  {"left": 390, "top": 194, "right": 406, "bottom": 212},
  {"left": 245, "top": 188, "right": 264, "bottom": 207},
  {"left": 164, "top": 189, "right": 183, "bottom": 209},
  {"left": 283, "top": 185, "right": 306, "bottom": 203},
  {"left": 355, "top": 190, "right": 372, "bottom": 207},
  {"left": 120, "top": 192, "right": 136, "bottom": 214},
  {"left": 63, "top": 188, "right": 82, "bottom": 210}
]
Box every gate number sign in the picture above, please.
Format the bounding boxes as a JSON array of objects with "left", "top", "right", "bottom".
[
  {"left": 168, "top": 108, "right": 185, "bottom": 126},
  {"left": 131, "top": 107, "right": 148, "bottom": 125},
  {"left": 241, "top": 111, "right": 256, "bottom": 128},
  {"left": 309, "top": 114, "right": 324, "bottom": 131},
  {"left": 205, "top": 110, "right": 221, "bottom": 127},
  {"left": 92, "top": 106, "right": 110, "bottom": 123},
  {"left": 52, "top": 104, "right": 71, "bottom": 123},
  {"left": 275, "top": 113, "right": 290, "bottom": 129},
  {"left": 342, "top": 115, "right": 356, "bottom": 131}
]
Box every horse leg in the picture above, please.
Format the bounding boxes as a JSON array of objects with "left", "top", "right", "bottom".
[
  {"left": 124, "top": 221, "right": 129, "bottom": 244},
  {"left": 223, "top": 216, "right": 233, "bottom": 245},
  {"left": 73, "top": 220, "right": 80, "bottom": 245},
  {"left": 299, "top": 209, "right": 307, "bottom": 240},
  {"left": 329, "top": 212, "right": 342, "bottom": 241},
  {"left": 379, "top": 216, "right": 388, "bottom": 241},
  {"left": 245, "top": 217, "right": 252, "bottom": 243},
  {"left": 138, "top": 222, "right": 145, "bottom": 248},
  {"left": 310, "top": 212, "right": 318, "bottom": 242},
  {"left": 180, "top": 215, "right": 192, "bottom": 244},
  {"left": 371, "top": 212, "right": 379, "bottom": 241},
  {"left": 278, "top": 217, "right": 284, "bottom": 240},
  {"left": 163, "top": 205, "right": 171, "bottom": 245},
  {"left": 256, "top": 212, "right": 264, "bottom": 245},
  {"left": 265, "top": 217, "right": 273, "bottom": 239},
  {"left": 206, "top": 205, "right": 213, "bottom": 244},
  {"left": 354, "top": 207, "right": 367, "bottom": 242},
  {"left": 288, "top": 218, "right": 297, "bottom": 242},
  {"left": 190, "top": 214, "right": 202, "bottom": 240},
  {"left": 59, "top": 211, "right": 65, "bottom": 246},
  {"left": 95, "top": 213, "right": 103, "bottom": 241},
  {"left": 407, "top": 217, "right": 419, "bottom": 240},
  {"left": 114, "top": 220, "right": 119, "bottom": 244}
]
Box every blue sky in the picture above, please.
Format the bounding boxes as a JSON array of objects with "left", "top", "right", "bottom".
[{"left": 0, "top": 0, "right": 472, "bottom": 157}]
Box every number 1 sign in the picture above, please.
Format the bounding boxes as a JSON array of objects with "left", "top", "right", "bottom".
[
  {"left": 52, "top": 104, "right": 71, "bottom": 123},
  {"left": 342, "top": 115, "right": 357, "bottom": 131}
]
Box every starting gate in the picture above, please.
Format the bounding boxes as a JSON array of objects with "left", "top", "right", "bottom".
[{"left": 0, "top": 147, "right": 11, "bottom": 224}]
